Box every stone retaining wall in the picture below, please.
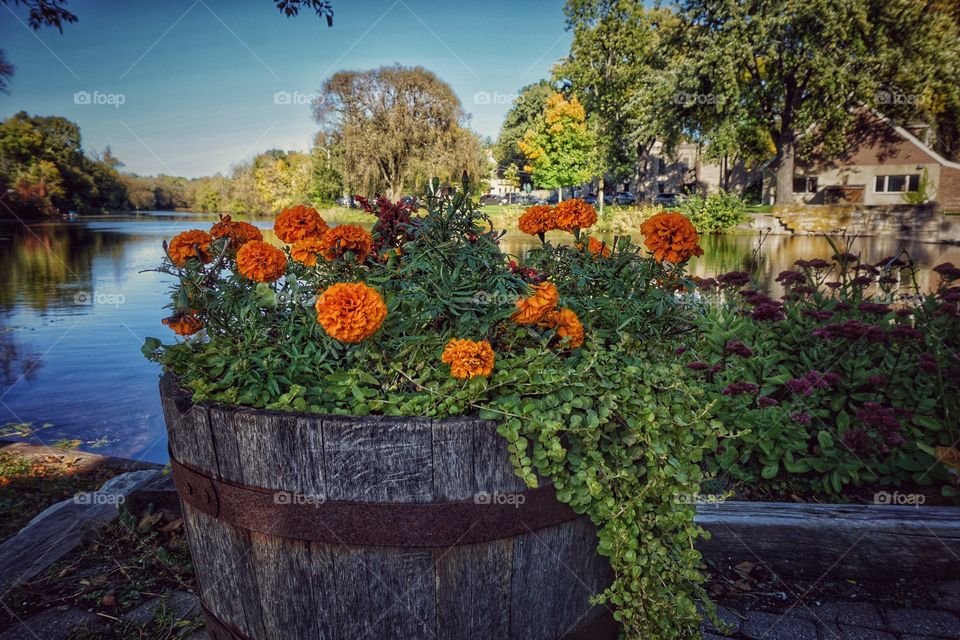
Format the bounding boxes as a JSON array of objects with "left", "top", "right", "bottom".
[{"left": 743, "top": 205, "right": 960, "bottom": 243}]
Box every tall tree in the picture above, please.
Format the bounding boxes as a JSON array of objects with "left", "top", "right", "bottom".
[
  {"left": 313, "top": 65, "right": 483, "bottom": 198},
  {"left": 493, "top": 80, "right": 555, "bottom": 182},
  {"left": 555, "top": 1, "right": 676, "bottom": 201},
  {"left": 675, "top": 0, "right": 960, "bottom": 204},
  {"left": 519, "top": 93, "right": 595, "bottom": 200}
]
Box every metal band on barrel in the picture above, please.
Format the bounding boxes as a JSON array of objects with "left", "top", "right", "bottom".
[{"left": 169, "top": 452, "right": 583, "bottom": 547}]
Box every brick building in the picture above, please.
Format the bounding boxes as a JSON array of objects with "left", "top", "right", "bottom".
[{"left": 788, "top": 110, "right": 960, "bottom": 211}]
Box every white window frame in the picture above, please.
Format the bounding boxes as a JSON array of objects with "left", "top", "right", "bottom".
[{"left": 875, "top": 174, "right": 920, "bottom": 193}]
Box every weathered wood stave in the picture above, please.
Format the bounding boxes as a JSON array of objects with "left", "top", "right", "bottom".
[{"left": 159, "top": 373, "right": 615, "bottom": 640}]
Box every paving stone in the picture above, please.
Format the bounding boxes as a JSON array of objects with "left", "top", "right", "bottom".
[
  {"left": 794, "top": 603, "right": 841, "bottom": 624},
  {"left": 0, "top": 607, "right": 102, "bottom": 640},
  {"left": 703, "top": 634, "right": 729, "bottom": 640},
  {"left": 816, "top": 621, "right": 843, "bottom": 640},
  {"left": 742, "top": 610, "right": 818, "bottom": 640},
  {"left": 122, "top": 591, "right": 200, "bottom": 626},
  {"left": 837, "top": 626, "right": 895, "bottom": 640},
  {"left": 836, "top": 603, "right": 884, "bottom": 630},
  {"left": 940, "top": 581, "right": 960, "bottom": 597},
  {"left": 938, "top": 593, "right": 960, "bottom": 616},
  {"left": 885, "top": 608, "right": 960, "bottom": 639},
  {"left": 701, "top": 604, "right": 742, "bottom": 635}
]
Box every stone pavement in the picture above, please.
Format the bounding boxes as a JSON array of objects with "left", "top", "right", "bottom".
[{"left": 703, "top": 580, "right": 960, "bottom": 640}]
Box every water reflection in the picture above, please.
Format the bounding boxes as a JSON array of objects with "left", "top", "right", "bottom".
[{"left": 0, "top": 211, "right": 957, "bottom": 463}]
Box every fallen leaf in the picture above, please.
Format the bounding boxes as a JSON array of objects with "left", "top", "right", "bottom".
[
  {"left": 936, "top": 446, "right": 960, "bottom": 470},
  {"left": 100, "top": 592, "right": 117, "bottom": 607},
  {"left": 138, "top": 511, "right": 163, "bottom": 530},
  {"left": 733, "top": 578, "right": 754, "bottom": 591},
  {"left": 160, "top": 518, "right": 183, "bottom": 532}
]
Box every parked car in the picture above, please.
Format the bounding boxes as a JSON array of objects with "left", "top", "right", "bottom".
[
  {"left": 478, "top": 194, "right": 502, "bottom": 206},
  {"left": 653, "top": 192, "right": 680, "bottom": 207},
  {"left": 522, "top": 194, "right": 546, "bottom": 205},
  {"left": 501, "top": 192, "right": 527, "bottom": 205},
  {"left": 612, "top": 191, "right": 637, "bottom": 206},
  {"left": 545, "top": 193, "right": 560, "bottom": 204},
  {"left": 582, "top": 193, "right": 613, "bottom": 206}
]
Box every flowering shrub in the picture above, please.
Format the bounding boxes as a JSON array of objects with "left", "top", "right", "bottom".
[
  {"left": 685, "top": 252, "right": 960, "bottom": 496},
  {"left": 144, "top": 189, "right": 719, "bottom": 639}
]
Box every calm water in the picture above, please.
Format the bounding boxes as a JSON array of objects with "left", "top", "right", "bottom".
[{"left": 1, "top": 211, "right": 958, "bottom": 464}]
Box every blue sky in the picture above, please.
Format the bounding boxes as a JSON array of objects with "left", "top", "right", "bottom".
[{"left": 0, "top": 0, "right": 571, "bottom": 177}]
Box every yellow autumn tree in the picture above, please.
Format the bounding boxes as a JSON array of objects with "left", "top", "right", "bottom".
[{"left": 519, "top": 93, "right": 595, "bottom": 200}]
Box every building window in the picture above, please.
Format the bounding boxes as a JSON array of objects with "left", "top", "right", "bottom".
[
  {"left": 793, "top": 176, "right": 818, "bottom": 193},
  {"left": 875, "top": 174, "right": 920, "bottom": 193}
]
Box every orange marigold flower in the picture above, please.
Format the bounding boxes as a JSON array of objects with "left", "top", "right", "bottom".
[
  {"left": 210, "top": 215, "right": 263, "bottom": 251},
  {"left": 512, "top": 282, "right": 559, "bottom": 325},
  {"left": 639, "top": 212, "right": 704, "bottom": 263},
  {"left": 315, "top": 282, "right": 387, "bottom": 343},
  {"left": 577, "top": 237, "right": 611, "bottom": 258},
  {"left": 441, "top": 338, "right": 495, "bottom": 379},
  {"left": 168, "top": 230, "right": 214, "bottom": 267},
  {"left": 518, "top": 205, "right": 556, "bottom": 235},
  {"left": 290, "top": 236, "right": 326, "bottom": 267},
  {"left": 274, "top": 205, "right": 328, "bottom": 244},
  {"left": 236, "top": 240, "right": 288, "bottom": 282},
  {"left": 162, "top": 312, "right": 204, "bottom": 336},
  {"left": 541, "top": 307, "right": 585, "bottom": 348},
  {"left": 554, "top": 199, "right": 597, "bottom": 231},
  {"left": 318, "top": 224, "right": 373, "bottom": 263}
]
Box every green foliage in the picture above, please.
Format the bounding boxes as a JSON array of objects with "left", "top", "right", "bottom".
[
  {"left": 902, "top": 168, "right": 932, "bottom": 205},
  {"left": 556, "top": 1, "right": 675, "bottom": 184},
  {"left": 484, "top": 347, "right": 717, "bottom": 639},
  {"left": 670, "top": 0, "right": 960, "bottom": 203},
  {"left": 519, "top": 93, "right": 595, "bottom": 193},
  {"left": 493, "top": 80, "right": 555, "bottom": 176},
  {"left": 0, "top": 111, "right": 126, "bottom": 217},
  {"left": 314, "top": 65, "right": 487, "bottom": 198},
  {"left": 145, "top": 189, "right": 719, "bottom": 639},
  {"left": 676, "top": 191, "right": 747, "bottom": 234},
  {"left": 683, "top": 252, "right": 960, "bottom": 496}
]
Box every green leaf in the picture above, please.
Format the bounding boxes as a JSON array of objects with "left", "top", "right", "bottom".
[{"left": 817, "top": 432, "right": 834, "bottom": 450}]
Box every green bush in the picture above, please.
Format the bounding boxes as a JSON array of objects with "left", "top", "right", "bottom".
[
  {"left": 677, "top": 191, "right": 747, "bottom": 234},
  {"left": 682, "top": 253, "right": 960, "bottom": 497}
]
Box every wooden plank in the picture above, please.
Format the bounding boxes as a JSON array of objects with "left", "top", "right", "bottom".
[
  {"left": 508, "top": 520, "right": 611, "bottom": 640},
  {"left": 322, "top": 416, "right": 433, "bottom": 502},
  {"left": 432, "top": 417, "right": 476, "bottom": 501},
  {"left": 213, "top": 408, "right": 325, "bottom": 498},
  {"left": 473, "top": 419, "right": 527, "bottom": 494},
  {"left": 363, "top": 547, "right": 436, "bottom": 638},
  {"left": 553, "top": 518, "right": 615, "bottom": 636},
  {"left": 160, "top": 374, "right": 216, "bottom": 476},
  {"left": 434, "top": 540, "right": 512, "bottom": 640},
  {"left": 206, "top": 405, "right": 244, "bottom": 483},
  {"left": 182, "top": 505, "right": 265, "bottom": 638},
  {"left": 314, "top": 544, "right": 372, "bottom": 639},
  {"left": 509, "top": 523, "right": 563, "bottom": 640},
  {"left": 248, "top": 533, "right": 322, "bottom": 639},
  {"left": 696, "top": 501, "right": 960, "bottom": 579}
]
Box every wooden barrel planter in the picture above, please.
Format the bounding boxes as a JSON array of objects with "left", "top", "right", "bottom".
[{"left": 159, "top": 374, "right": 615, "bottom": 640}]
